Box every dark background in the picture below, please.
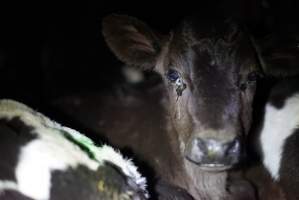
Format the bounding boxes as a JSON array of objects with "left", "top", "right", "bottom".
[{"left": 0, "top": 0, "right": 299, "bottom": 107}]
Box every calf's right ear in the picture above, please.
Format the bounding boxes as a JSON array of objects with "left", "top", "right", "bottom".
[{"left": 102, "top": 14, "right": 163, "bottom": 70}]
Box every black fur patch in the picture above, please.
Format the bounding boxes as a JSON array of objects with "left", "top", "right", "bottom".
[
  {"left": 0, "top": 117, "right": 37, "bottom": 181},
  {"left": 0, "top": 190, "right": 34, "bottom": 200},
  {"left": 268, "top": 77, "right": 299, "bottom": 109},
  {"left": 259, "top": 33, "right": 299, "bottom": 78},
  {"left": 50, "top": 164, "right": 144, "bottom": 200},
  {"left": 279, "top": 129, "right": 299, "bottom": 200}
]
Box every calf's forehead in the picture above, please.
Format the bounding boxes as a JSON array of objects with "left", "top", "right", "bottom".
[
  {"left": 171, "top": 18, "right": 242, "bottom": 48},
  {"left": 166, "top": 19, "right": 253, "bottom": 70}
]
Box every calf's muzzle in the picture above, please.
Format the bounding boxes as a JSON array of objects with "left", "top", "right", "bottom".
[{"left": 185, "top": 137, "right": 241, "bottom": 171}]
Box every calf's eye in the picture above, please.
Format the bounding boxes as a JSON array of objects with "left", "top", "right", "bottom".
[
  {"left": 239, "top": 71, "right": 262, "bottom": 91},
  {"left": 247, "top": 71, "right": 262, "bottom": 82},
  {"left": 166, "top": 69, "right": 180, "bottom": 82},
  {"left": 165, "top": 69, "right": 186, "bottom": 96}
]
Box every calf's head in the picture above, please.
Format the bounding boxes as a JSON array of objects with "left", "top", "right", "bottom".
[{"left": 103, "top": 15, "right": 260, "bottom": 171}]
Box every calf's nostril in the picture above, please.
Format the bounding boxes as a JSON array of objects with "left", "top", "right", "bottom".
[
  {"left": 226, "top": 139, "right": 241, "bottom": 156},
  {"left": 185, "top": 138, "right": 206, "bottom": 164},
  {"left": 195, "top": 138, "right": 207, "bottom": 152}
]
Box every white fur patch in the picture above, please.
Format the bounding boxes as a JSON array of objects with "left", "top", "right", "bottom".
[
  {"left": 260, "top": 94, "right": 299, "bottom": 180},
  {"left": 0, "top": 99, "right": 148, "bottom": 199}
]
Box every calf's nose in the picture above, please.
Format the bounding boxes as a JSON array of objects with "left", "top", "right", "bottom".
[{"left": 185, "top": 137, "right": 241, "bottom": 170}]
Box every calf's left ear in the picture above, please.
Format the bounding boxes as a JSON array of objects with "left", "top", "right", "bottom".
[{"left": 102, "top": 14, "right": 163, "bottom": 70}]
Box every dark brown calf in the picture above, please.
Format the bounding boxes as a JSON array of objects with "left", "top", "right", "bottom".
[{"left": 102, "top": 14, "right": 260, "bottom": 171}]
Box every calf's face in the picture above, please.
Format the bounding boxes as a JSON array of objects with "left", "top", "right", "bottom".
[{"left": 103, "top": 15, "right": 260, "bottom": 171}]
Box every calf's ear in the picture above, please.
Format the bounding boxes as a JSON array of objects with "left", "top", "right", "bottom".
[{"left": 102, "top": 14, "right": 163, "bottom": 70}]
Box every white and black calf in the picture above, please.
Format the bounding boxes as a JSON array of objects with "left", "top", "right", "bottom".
[
  {"left": 0, "top": 99, "right": 148, "bottom": 200},
  {"left": 259, "top": 78, "right": 299, "bottom": 200}
]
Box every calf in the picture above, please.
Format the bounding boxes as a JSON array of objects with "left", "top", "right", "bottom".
[
  {"left": 101, "top": 14, "right": 260, "bottom": 199},
  {"left": 259, "top": 78, "right": 299, "bottom": 200},
  {"left": 0, "top": 99, "right": 148, "bottom": 200}
]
